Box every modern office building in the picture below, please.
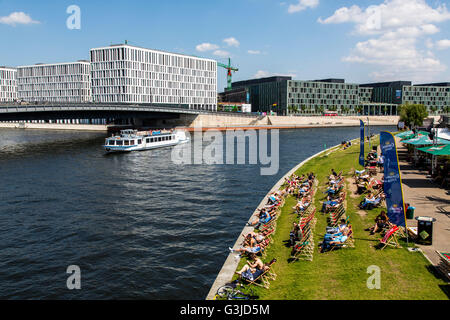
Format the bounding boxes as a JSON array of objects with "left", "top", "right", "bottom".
[
  {"left": 227, "top": 76, "right": 449, "bottom": 115},
  {"left": 403, "top": 83, "right": 450, "bottom": 111},
  {"left": 90, "top": 44, "right": 217, "bottom": 110},
  {"left": 17, "top": 61, "right": 91, "bottom": 103},
  {"left": 230, "top": 77, "right": 362, "bottom": 114},
  {"left": 361, "top": 81, "right": 449, "bottom": 113},
  {"left": 0, "top": 66, "right": 17, "bottom": 103}
]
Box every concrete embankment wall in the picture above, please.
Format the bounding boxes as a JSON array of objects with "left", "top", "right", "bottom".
[
  {"left": 180, "top": 115, "right": 402, "bottom": 129},
  {"left": 205, "top": 142, "right": 344, "bottom": 300},
  {"left": 0, "top": 122, "right": 108, "bottom": 131}
]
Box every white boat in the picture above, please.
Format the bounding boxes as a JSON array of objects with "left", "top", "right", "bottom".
[{"left": 103, "top": 129, "right": 189, "bottom": 153}]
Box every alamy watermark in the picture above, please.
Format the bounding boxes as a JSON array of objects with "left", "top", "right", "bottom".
[
  {"left": 171, "top": 129, "right": 279, "bottom": 176},
  {"left": 66, "top": 265, "right": 81, "bottom": 290},
  {"left": 366, "top": 265, "right": 381, "bottom": 290},
  {"left": 66, "top": 5, "right": 81, "bottom": 30}
]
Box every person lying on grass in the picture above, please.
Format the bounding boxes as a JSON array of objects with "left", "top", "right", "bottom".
[
  {"left": 365, "top": 211, "right": 391, "bottom": 235},
  {"left": 235, "top": 254, "right": 270, "bottom": 281}
]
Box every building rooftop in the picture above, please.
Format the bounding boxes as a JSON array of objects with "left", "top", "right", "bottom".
[
  {"left": 232, "top": 76, "right": 292, "bottom": 88},
  {"left": 413, "top": 82, "right": 450, "bottom": 87},
  {"left": 360, "top": 81, "right": 412, "bottom": 88},
  {"left": 90, "top": 43, "right": 217, "bottom": 62}
]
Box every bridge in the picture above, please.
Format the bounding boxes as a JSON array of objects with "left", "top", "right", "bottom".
[{"left": 0, "top": 102, "right": 247, "bottom": 122}]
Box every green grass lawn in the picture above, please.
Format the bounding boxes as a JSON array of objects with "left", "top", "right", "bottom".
[{"left": 233, "top": 137, "right": 449, "bottom": 300}]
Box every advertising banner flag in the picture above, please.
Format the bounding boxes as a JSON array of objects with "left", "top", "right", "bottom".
[
  {"left": 359, "top": 120, "right": 365, "bottom": 167},
  {"left": 380, "top": 132, "right": 407, "bottom": 227}
]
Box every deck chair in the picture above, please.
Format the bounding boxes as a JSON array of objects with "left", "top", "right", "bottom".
[
  {"left": 329, "top": 225, "right": 355, "bottom": 251},
  {"left": 291, "top": 232, "right": 314, "bottom": 262},
  {"left": 241, "top": 259, "right": 277, "bottom": 289},
  {"left": 379, "top": 225, "right": 401, "bottom": 249}
]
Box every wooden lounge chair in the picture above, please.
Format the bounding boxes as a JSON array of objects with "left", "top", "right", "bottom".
[
  {"left": 329, "top": 225, "right": 355, "bottom": 251},
  {"left": 241, "top": 259, "right": 277, "bottom": 289},
  {"left": 379, "top": 225, "right": 401, "bottom": 249}
]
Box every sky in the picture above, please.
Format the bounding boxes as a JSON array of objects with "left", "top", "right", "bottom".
[{"left": 1, "top": 0, "right": 450, "bottom": 90}]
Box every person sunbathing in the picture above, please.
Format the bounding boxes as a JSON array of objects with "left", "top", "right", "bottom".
[
  {"left": 365, "top": 211, "right": 391, "bottom": 235},
  {"left": 359, "top": 192, "right": 376, "bottom": 209},
  {"left": 293, "top": 195, "right": 311, "bottom": 212},
  {"left": 235, "top": 254, "right": 270, "bottom": 281},
  {"left": 326, "top": 219, "right": 348, "bottom": 235},
  {"left": 248, "top": 209, "right": 273, "bottom": 229},
  {"left": 319, "top": 226, "right": 350, "bottom": 253},
  {"left": 289, "top": 222, "right": 304, "bottom": 247},
  {"left": 322, "top": 196, "right": 343, "bottom": 212}
]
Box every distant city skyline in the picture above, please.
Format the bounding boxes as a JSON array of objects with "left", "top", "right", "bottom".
[{"left": 1, "top": 0, "right": 450, "bottom": 90}]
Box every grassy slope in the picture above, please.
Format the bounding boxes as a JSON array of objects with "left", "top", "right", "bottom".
[{"left": 237, "top": 138, "right": 449, "bottom": 300}]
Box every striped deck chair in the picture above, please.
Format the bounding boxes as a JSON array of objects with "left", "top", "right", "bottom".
[
  {"left": 379, "top": 225, "right": 401, "bottom": 249},
  {"left": 291, "top": 232, "right": 314, "bottom": 262},
  {"left": 241, "top": 259, "right": 277, "bottom": 289},
  {"left": 328, "top": 205, "right": 345, "bottom": 227},
  {"left": 329, "top": 225, "right": 355, "bottom": 251}
]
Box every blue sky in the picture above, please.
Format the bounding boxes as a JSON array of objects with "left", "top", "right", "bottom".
[{"left": 1, "top": 0, "right": 449, "bottom": 90}]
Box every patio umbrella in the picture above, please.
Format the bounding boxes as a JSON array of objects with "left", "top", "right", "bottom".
[
  {"left": 402, "top": 135, "right": 450, "bottom": 146},
  {"left": 395, "top": 130, "right": 413, "bottom": 138},
  {"left": 417, "top": 144, "right": 450, "bottom": 156}
]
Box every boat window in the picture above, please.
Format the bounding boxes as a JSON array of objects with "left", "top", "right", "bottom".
[
  {"left": 158, "top": 137, "right": 162, "bottom": 142},
  {"left": 129, "top": 140, "right": 134, "bottom": 145},
  {"left": 138, "top": 139, "right": 142, "bottom": 144},
  {"left": 146, "top": 138, "right": 150, "bottom": 143},
  {"left": 116, "top": 140, "right": 123, "bottom": 146},
  {"left": 109, "top": 140, "right": 115, "bottom": 146},
  {"left": 125, "top": 140, "right": 130, "bottom": 146}
]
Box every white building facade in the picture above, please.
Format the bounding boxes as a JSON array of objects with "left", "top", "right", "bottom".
[
  {"left": 17, "top": 61, "right": 91, "bottom": 103},
  {"left": 90, "top": 44, "right": 217, "bottom": 110},
  {"left": 0, "top": 67, "right": 17, "bottom": 103}
]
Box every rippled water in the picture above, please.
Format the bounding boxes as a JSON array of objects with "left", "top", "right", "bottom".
[{"left": 0, "top": 125, "right": 395, "bottom": 299}]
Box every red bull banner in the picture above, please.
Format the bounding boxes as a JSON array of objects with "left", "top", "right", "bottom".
[{"left": 380, "top": 132, "right": 407, "bottom": 227}]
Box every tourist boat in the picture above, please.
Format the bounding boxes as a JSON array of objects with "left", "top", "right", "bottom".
[{"left": 103, "top": 129, "right": 189, "bottom": 153}]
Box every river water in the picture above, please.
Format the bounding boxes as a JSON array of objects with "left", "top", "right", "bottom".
[{"left": 0, "top": 125, "right": 395, "bottom": 299}]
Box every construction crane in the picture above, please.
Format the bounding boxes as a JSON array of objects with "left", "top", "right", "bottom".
[{"left": 217, "top": 58, "right": 239, "bottom": 91}]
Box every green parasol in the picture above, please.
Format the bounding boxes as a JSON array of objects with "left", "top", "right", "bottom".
[{"left": 417, "top": 144, "right": 450, "bottom": 156}]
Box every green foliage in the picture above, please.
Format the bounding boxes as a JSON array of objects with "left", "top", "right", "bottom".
[{"left": 399, "top": 104, "right": 428, "bottom": 127}]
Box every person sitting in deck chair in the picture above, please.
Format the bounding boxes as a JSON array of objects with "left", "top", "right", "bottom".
[
  {"left": 319, "top": 226, "right": 350, "bottom": 253},
  {"left": 359, "top": 192, "right": 376, "bottom": 209},
  {"left": 235, "top": 254, "right": 270, "bottom": 281},
  {"left": 247, "top": 209, "right": 273, "bottom": 229},
  {"left": 293, "top": 195, "right": 311, "bottom": 212},
  {"left": 326, "top": 219, "right": 348, "bottom": 235},
  {"left": 365, "top": 211, "right": 391, "bottom": 235},
  {"left": 289, "top": 222, "right": 304, "bottom": 247}
]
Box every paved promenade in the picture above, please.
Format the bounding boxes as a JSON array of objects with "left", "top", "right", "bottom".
[{"left": 396, "top": 138, "right": 450, "bottom": 267}]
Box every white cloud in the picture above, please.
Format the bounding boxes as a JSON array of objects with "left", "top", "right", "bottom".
[
  {"left": 213, "top": 50, "right": 230, "bottom": 58},
  {"left": 247, "top": 50, "right": 261, "bottom": 55},
  {"left": 195, "top": 43, "right": 219, "bottom": 52},
  {"left": 223, "top": 37, "right": 240, "bottom": 47},
  {"left": 288, "top": 0, "right": 319, "bottom": 14},
  {"left": 436, "top": 39, "right": 450, "bottom": 50},
  {"left": 0, "top": 12, "right": 39, "bottom": 26},
  {"left": 319, "top": 0, "right": 450, "bottom": 82}
]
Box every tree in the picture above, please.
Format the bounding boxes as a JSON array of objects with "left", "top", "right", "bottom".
[
  {"left": 355, "top": 105, "right": 363, "bottom": 115},
  {"left": 399, "top": 104, "right": 428, "bottom": 128}
]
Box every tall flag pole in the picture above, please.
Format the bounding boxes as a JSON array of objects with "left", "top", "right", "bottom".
[
  {"left": 380, "top": 132, "right": 407, "bottom": 229},
  {"left": 359, "top": 120, "right": 365, "bottom": 167}
]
